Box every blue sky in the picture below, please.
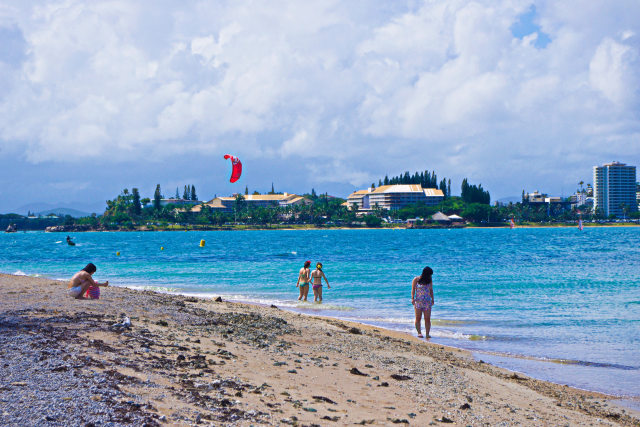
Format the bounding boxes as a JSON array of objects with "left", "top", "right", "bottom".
[{"left": 0, "top": 1, "right": 639, "bottom": 214}]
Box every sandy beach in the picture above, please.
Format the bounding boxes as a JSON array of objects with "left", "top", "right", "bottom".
[{"left": 1, "top": 273, "right": 638, "bottom": 426}]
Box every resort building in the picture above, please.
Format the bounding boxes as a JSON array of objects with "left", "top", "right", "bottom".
[
  {"left": 192, "top": 193, "right": 311, "bottom": 213},
  {"left": 593, "top": 162, "right": 637, "bottom": 217},
  {"left": 347, "top": 185, "right": 444, "bottom": 211},
  {"left": 346, "top": 189, "right": 373, "bottom": 210},
  {"left": 523, "top": 191, "right": 572, "bottom": 212}
]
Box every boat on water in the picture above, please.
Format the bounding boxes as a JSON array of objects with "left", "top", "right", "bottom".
[{"left": 5, "top": 224, "right": 17, "bottom": 233}]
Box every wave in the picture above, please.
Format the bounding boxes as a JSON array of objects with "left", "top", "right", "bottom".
[
  {"left": 12, "top": 270, "right": 43, "bottom": 278},
  {"left": 475, "top": 350, "right": 639, "bottom": 371}
]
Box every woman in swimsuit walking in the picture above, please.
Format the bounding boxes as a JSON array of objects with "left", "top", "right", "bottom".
[
  {"left": 311, "top": 262, "right": 330, "bottom": 302},
  {"left": 411, "top": 266, "right": 434, "bottom": 338},
  {"left": 296, "top": 260, "right": 312, "bottom": 301}
]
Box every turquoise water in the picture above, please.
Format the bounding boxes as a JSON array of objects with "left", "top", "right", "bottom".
[{"left": 1, "top": 228, "right": 639, "bottom": 397}]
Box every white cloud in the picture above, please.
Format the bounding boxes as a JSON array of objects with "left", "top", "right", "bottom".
[
  {"left": 0, "top": 0, "right": 638, "bottom": 199},
  {"left": 589, "top": 36, "right": 638, "bottom": 107}
]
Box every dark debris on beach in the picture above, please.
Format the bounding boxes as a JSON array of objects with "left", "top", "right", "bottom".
[{"left": 0, "top": 304, "right": 296, "bottom": 426}]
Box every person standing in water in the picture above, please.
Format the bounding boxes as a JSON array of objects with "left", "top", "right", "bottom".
[
  {"left": 296, "top": 260, "right": 312, "bottom": 301},
  {"left": 311, "top": 262, "right": 330, "bottom": 302},
  {"left": 411, "top": 266, "right": 434, "bottom": 338},
  {"left": 68, "top": 263, "right": 109, "bottom": 299}
]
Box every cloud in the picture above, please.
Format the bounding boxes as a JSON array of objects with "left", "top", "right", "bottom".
[
  {"left": 0, "top": 0, "right": 638, "bottom": 202},
  {"left": 589, "top": 36, "right": 639, "bottom": 107}
]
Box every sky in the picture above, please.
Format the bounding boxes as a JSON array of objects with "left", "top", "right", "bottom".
[{"left": 0, "top": 0, "right": 639, "bottom": 214}]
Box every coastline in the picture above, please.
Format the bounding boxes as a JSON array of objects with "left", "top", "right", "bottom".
[
  {"left": 31, "top": 221, "right": 640, "bottom": 233},
  {"left": 1, "top": 273, "right": 638, "bottom": 426}
]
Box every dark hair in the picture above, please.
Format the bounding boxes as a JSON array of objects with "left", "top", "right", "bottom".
[
  {"left": 418, "top": 266, "right": 433, "bottom": 285},
  {"left": 82, "top": 263, "right": 97, "bottom": 274},
  {"left": 316, "top": 262, "right": 322, "bottom": 270},
  {"left": 304, "top": 260, "right": 311, "bottom": 268}
]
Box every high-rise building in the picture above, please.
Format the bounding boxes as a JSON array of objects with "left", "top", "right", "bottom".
[{"left": 593, "top": 162, "right": 637, "bottom": 217}]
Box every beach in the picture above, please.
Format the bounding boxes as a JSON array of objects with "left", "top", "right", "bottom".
[{"left": 1, "top": 273, "right": 637, "bottom": 426}]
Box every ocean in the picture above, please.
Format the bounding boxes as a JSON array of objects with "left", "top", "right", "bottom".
[{"left": 1, "top": 227, "right": 639, "bottom": 398}]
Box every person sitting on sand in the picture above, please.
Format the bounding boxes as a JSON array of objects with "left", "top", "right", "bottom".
[
  {"left": 296, "top": 260, "right": 312, "bottom": 301},
  {"left": 310, "top": 262, "right": 330, "bottom": 302},
  {"left": 411, "top": 266, "right": 434, "bottom": 339},
  {"left": 68, "top": 263, "right": 108, "bottom": 299}
]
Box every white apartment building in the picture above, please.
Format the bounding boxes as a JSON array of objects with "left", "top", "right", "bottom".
[
  {"left": 347, "top": 185, "right": 444, "bottom": 211},
  {"left": 593, "top": 162, "right": 637, "bottom": 217}
]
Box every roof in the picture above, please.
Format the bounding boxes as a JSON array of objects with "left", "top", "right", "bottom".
[
  {"left": 371, "top": 184, "right": 424, "bottom": 194},
  {"left": 347, "top": 189, "right": 370, "bottom": 199},
  {"left": 447, "top": 214, "right": 463, "bottom": 220},
  {"left": 431, "top": 211, "right": 451, "bottom": 221},
  {"left": 193, "top": 194, "right": 308, "bottom": 211},
  {"left": 423, "top": 188, "right": 445, "bottom": 197}
]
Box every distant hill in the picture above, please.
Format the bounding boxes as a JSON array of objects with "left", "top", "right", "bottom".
[
  {"left": 36, "top": 208, "right": 91, "bottom": 218},
  {"left": 8, "top": 202, "right": 100, "bottom": 217},
  {"left": 495, "top": 196, "right": 521, "bottom": 205}
]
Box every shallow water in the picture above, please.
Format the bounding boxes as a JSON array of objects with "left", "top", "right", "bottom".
[{"left": 1, "top": 227, "right": 639, "bottom": 396}]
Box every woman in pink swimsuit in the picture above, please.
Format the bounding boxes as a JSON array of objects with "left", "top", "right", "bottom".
[
  {"left": 310, "top": 262, "right": 330, "bottom": 302},
  {"left": 411, "top": 266, "right": 434, "bottom": 338}
]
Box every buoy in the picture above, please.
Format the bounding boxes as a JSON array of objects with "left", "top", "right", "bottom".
[
  {"left": 116, "top": 251, "right": 120, "bottom": 256},
  {"left": 161, "top": 246, "right": 164, "bottom": 251},
  {"left": 199, "top": 240, "right": 205, "bottom": 247}
]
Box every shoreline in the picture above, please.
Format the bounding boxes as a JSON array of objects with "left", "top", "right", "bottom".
[
  {"left": 107, "top": 286, "right": 640, "bottom": 400},
  {"left": 12, "top": 221, "right": 640, "bottom": 234},
  {"left": 1, "top": 272, "right": 638, "bottom": 425},
  {"left": 8, "top": 269, "right": 640, "bottom": 401}
]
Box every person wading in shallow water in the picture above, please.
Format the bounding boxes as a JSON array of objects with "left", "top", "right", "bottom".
[
  {"left": 310, "top": 262, "right": 330, "bottom": 302},
  {"left": 68, "top": 263, "right": 108, "bottom": 299},
  {"left": 411, "top": 266, "right": 434, "bottom": 339},
  {"left": 296, "top": 260, "right": 311, "bottom": 301}
]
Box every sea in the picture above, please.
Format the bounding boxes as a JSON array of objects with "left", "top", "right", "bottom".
[{"left": 1, "top": 227, "right": 639, "bottom": 399}]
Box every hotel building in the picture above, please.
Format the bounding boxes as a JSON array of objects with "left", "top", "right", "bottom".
[
  {"left": 593, "top": 162, "right": 637, "bottom": 217},
  {"left": 192, "top": 193, "right": 310, "bottom": 213},
  {"left": 347, "top": 184, "right": 444, "bottom": 211}
]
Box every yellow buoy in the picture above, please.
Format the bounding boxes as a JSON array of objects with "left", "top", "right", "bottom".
[
  {"left": 199, "top": 239, "right": 205, "bottom": 247},
  {"left": 161, "top": 246, "right": 164, "bottom": 251},
  {"left": 116, "top": 251, "right": 120, "bottom": 256}
]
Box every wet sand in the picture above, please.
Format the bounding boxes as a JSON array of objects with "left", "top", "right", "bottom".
[{"left": 1, "top": 273, "right": 638, "bottom": 426}]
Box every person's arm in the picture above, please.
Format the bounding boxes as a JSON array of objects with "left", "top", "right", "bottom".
[
  {"left": 296, "top": 270, "right": 301, "bottom": 287},
  {"left": 411, "top": 277, "right": 417, "bottom": 305},
  {"left": 322, "top": 272, "right": 330, "bottom": 289},
  {"left": 430, "top": 283, "right": 434, "bottom": 305},
  {"left": 93, "top": 277, "right": 108, "bottom": 286}
]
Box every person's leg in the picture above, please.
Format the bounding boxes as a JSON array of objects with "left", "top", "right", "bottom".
[
  {"left": 318, "top": 286, "right": 323, "bottom": 302},
  {"left": 414, "top": 307, "right": 423, "bottom": 337},
  {"left": 423, "top": 307, "right": 432, "bottom": 338},
  {"left": 303, "top": 285, "right": 309, "bottom": 301},
  {"left": 298, "top": 285, "right": 303, "bottom": 300},
  {"left": 312, "top": 286, "right": 318, "bottom": 301},
  {"left": 76, "top": 282, "right": 92, "bottom": 299}
]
